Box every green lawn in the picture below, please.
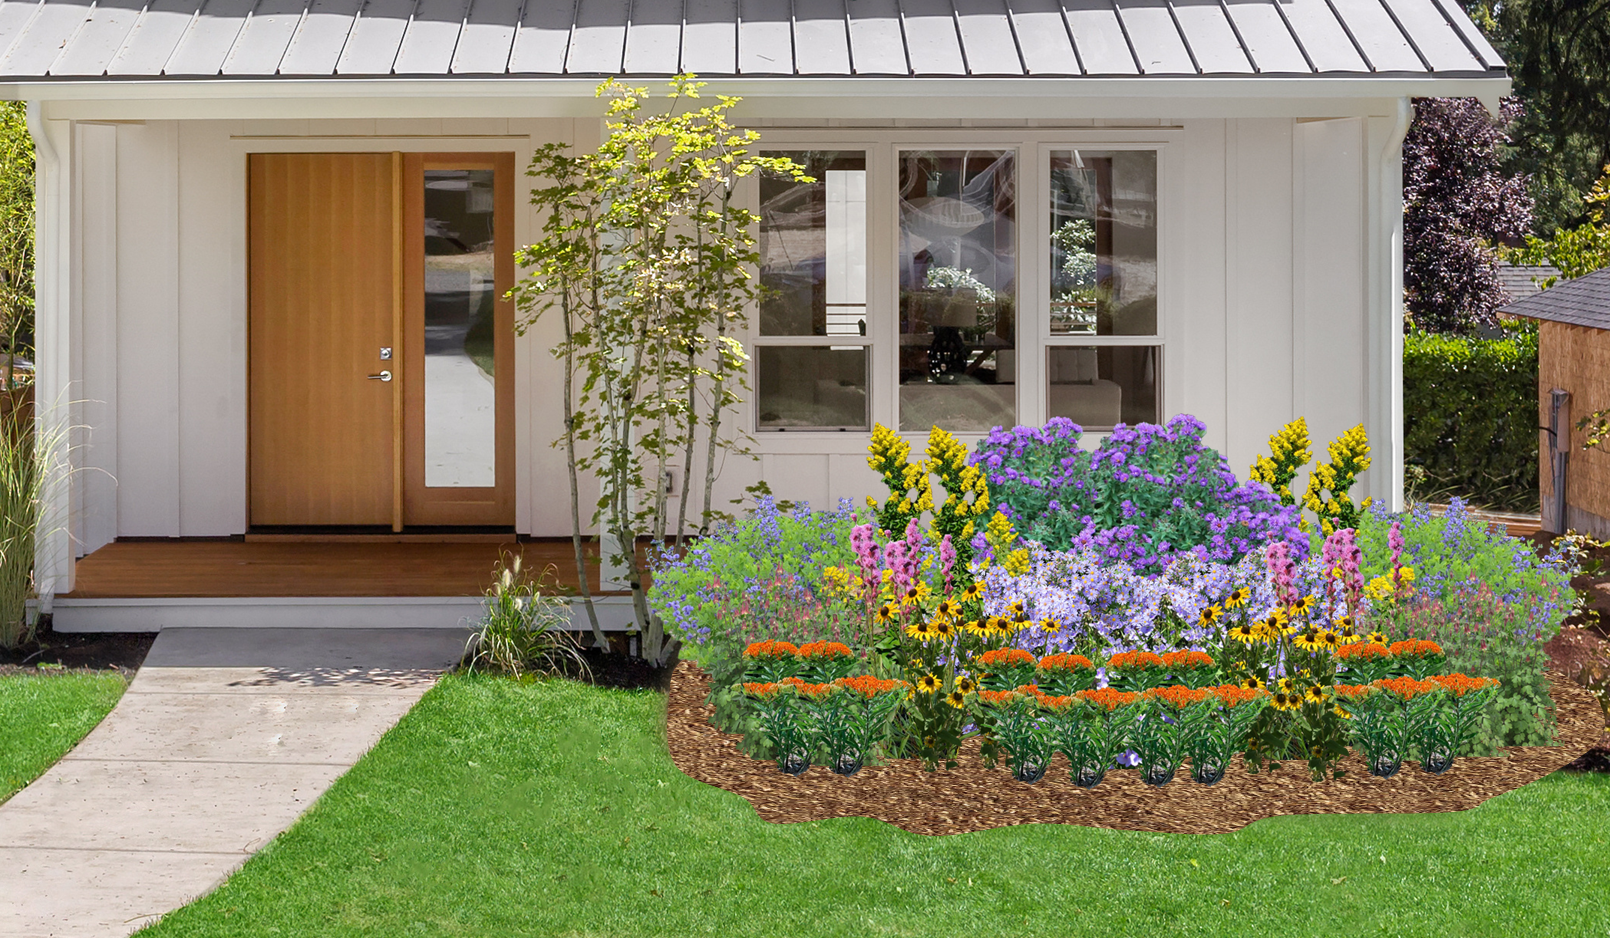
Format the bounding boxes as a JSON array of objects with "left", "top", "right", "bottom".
[
  {"left": 0, "top": 670, "right": 128, "bottom": 802},
  {"left": 140, "top": 675, "right": 1610, "bottom": 938}
]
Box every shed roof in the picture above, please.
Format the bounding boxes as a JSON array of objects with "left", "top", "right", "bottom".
[
  {"left": 0, "top": 0, "right": 1504, "bottom": 80},
  {"left": 1501, "top": 266, "right": 1610, "bottom": 331},
  {"left": 1496, "top": 261, "right": 1560, "bottom": 303}
]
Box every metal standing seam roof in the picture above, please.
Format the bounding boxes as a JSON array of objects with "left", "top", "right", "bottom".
[
  {"left": 1502, "top": 267, "right": 1610, "bottom": 332},
  {"left": 0, "top": 0, "right": 1504, "bottom": 79}
]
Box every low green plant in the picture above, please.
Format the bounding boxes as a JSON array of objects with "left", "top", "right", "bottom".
[
  {"left": 743, "top": 680, "right": 819, "bottom": 775},
  {"left": 807, "top": 675, "right": 908, "bottom": 776},
  {"left": 463, "top": 554, "right": 589, "bottom": 681},
  {"left": 1132, "top": 685, "right": 1210, "bottom": 787},
  {"left": 974, "top": 689, "right": 1056, "bottom": 783},
  {"left": 1366, "top": 584, "right": 1558, "bottom": 751},
  {"left": 1043, "top": 687, "right": 1137, "bottom": 788},
  {"left": 1185, "top": 685, "right": 1267, "bottom": 785},
  {"left": 1416, "top": 674, "right": 1501, "bottom": 774},
  {"left": 1341, "top": 684, "right": 1413, "bottom": 778}
]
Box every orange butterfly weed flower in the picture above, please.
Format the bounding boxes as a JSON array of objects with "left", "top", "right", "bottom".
[
  {"left": 977, "top": 648, "right": 1038, "bottom": 669},
  {"left": 1208, "top": 684, "right": 1267, "bottom": 708},
  {"left": 1334, "top": 642, "right": 1390, "bottom": 662},
  {"left": 1373, "top": 676, "right": 1440, "bottom": 700},
  {"left": 780, "top": 677, "right": 837, "bottom": 699},
  {"left": 1034, "top": 692, "right": 1079, "bottom": 710},
  {"left": 744, "top": 640, "right": 800, "bottom": 659},
  {"left": 1013, "top": 683, "right": 1042, "bottom": 695},
  {"left": 742, "top": 682, "right": 786, "bottom": 698},
  {"left": 833, "top": 675, "right": 907, "bottom": 698},
  {"left": 1388, "top": 639, "right": 1444, "bottom": 658},
  {"left": 1038, "top": 653, "right": 1096, "bottom": 672},
  {"left": 1076, "top": 687, "right": 1140, "bottom": 711},
  {"left": 1160, "top": 650, "right": 1215, "bottom": 670},
  {"left": 1430, "top": 673, "right": 1498, "bottom": 696},
  {"left": 1145, "top": 684, "right": 1210, "bottom": 709},
  {"left": 1106, "top": 651, "right": 1167, "bottom": 671},
  {"left": 796, "top": 641, "right": 854, "bottom": 660},
  {"left": 1332, "top": 683, "right": 1376, "bottom": 700},
  {"left": 977, "top": 689, "right": 1021, "bottom": 707}
]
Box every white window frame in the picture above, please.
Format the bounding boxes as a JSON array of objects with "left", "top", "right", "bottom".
[{"left": 743, "top": 129, "right": 1174, "bottom": 454}]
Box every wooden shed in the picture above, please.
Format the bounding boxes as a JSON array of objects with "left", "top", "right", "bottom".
[{"left": 1503, "top": 266, "right": 1610, "bottom": 537}]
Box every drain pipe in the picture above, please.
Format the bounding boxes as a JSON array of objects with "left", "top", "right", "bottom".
[{"left": 1546, "top": 389, "right": 1572, "bottom": 534}]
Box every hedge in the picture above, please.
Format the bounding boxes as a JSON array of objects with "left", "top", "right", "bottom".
[{"left": 1403, "top": 324, "right": 1539, "bottom": 513}]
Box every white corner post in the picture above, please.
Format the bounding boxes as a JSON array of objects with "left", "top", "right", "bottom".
[
  {"left": 1366, "top": 97, "right": 1412, "bottom": 512},
  {"left": 27, "top": 102, "right": 74, "bottom": 605}
]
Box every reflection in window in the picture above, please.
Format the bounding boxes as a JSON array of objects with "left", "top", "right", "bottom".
[
  {"left": 898, "top": 150, "right": 1016, "bottom": 432},
  {"left": 1046, "top": 346, "right": 1159, "bottom": 429},
  {"left": 756, "top": 347, "right": 868, "bottom": 430},
  {"left": 1049, "top": 150, "right": 1157, "bottom": 336},
  {"left": 423, "top": 169, "right": 496, "bottom": 488},
  {"left": 759, "top": 152, "right": 867, "bottom": 336}
]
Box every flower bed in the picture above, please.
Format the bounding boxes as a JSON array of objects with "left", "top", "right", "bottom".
[
  {"left": 652, "top": 418, "right": 1585, "bottom": 814},
  {"left": 666, "top": 661, "right": 1604, "bottom": 835}
]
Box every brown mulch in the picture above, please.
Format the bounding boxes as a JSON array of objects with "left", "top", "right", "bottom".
[{"left": 665, "top": 661, "right": 1608, "bottom": 836}]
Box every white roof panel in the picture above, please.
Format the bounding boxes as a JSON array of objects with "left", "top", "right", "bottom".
[{"left": 0, "top": 0, "right": 1508, "bottom": 77}]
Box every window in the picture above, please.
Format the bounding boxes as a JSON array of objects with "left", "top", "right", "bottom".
[
  {"left": 750, "top": 137, "right": 1163, "bottom": 437},
  {"left": 1046, "top": 149, "right": 1160, "bottom": 428},
  {"left": 898, "top": 150, "right": 1016, "bottom": 432},
  {"left": 755, "top": 151, "right": 870, "bottom": 430}
]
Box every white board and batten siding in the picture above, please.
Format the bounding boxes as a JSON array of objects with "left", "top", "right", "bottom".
[{"left": 67, "top": 113, "right": 1383, "bottom": 561}]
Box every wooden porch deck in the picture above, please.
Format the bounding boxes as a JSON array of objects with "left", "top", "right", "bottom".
[{"left": 62, "top": 539, "right": 637, "bottom": 599}]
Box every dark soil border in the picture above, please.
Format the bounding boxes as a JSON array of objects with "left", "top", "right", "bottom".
[
  {"left": 666, "top": 662, "right": 1608, "bottom": 835},
  {"left": 0, "top": 617, "right": 153, "bottom": 676}
]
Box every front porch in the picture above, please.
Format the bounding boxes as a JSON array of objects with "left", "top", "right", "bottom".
[{"left": 51, "top": 539, "right": 640, "bottom": 633}]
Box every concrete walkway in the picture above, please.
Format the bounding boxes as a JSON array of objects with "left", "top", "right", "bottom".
[{"left": 0, "top": 628, "right": 465, "bottom": 938}]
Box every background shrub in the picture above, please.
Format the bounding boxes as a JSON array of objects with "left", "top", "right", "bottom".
[{"left": 1403, "top": 323, "right": 1538, "bottom": 512}]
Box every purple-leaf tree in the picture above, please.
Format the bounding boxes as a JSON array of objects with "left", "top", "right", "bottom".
[{"left": 1402, "top": 96, "right": 1534, "bottom": 334}]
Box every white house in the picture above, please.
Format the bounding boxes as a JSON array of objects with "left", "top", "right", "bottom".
[{"left": 0, "top": 0, "right": 1508, "bottom": 631}]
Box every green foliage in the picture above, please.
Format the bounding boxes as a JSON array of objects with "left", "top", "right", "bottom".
[
  {"left": 0, "top": 101, "right": 32, "bottom": 376},
  {"left": 463, "top": 554, "right": 588, "bottom": 681},
  {"left": 1402, "top": 323, "right": 1539, "bottom": 512},
  {"left": 1509, "top": 164, "right": 1610, "bottom": 281},
  {"left": 513, "top": 75, "right": 807, "bottom": 663}
]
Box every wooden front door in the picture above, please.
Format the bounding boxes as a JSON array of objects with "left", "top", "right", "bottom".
[
  {"left": 248, "top": 151, "right": 515, "bottom": 529},
  {"left": 249, "top": 153, "right": 401, "bottom": 526}
]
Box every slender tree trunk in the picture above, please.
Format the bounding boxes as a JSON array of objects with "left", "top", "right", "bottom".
[
  {"left": 559, "top": 284, "right": 606, "bottom": 649},
  {"left": 675, "top": 337, "right": 696, "bottom": 547},
  {"left": 700, "top": 184, "right": 739, "bottom": 533}
]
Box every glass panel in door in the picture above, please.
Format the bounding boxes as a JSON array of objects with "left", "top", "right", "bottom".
[{"left": 423, "top": 169, "right": 497, "bottom": 488}]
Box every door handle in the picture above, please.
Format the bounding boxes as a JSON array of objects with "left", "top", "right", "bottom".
[{"left": 367, "top": 370, "right": 392, "bottom": 382}]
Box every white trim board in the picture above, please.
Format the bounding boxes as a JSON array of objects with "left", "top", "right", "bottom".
[{"left": 51, "top": 595, "right": 639, "bottom": 633}]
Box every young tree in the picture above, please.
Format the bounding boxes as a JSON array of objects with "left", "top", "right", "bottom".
[
  {"left": 1402, "top": 96, "right": 1534, "bottom": 333},
  {"left": 1510, "top": 163, "right": 1610, "bottom": 283},
  {"left": 513, "top": 77, "right": 803, "bottom": 665}
]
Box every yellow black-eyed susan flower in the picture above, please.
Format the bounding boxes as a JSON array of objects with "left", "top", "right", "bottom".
[
  {"left": 1318, "top": 629, "right": 1341, "bottom": 651},
  {"left": 1038, "top": 617, "right": 1062, "bottom": 635},
  {"left": 905, "top": 619, "right": 937, "bottom": 642},
  {"left": 963, "top": 581, "right": 983, "bottom": 600},
  {"left": 1292, "top": 629, "right": 1325, "bottom": 654},
  {"left": 1278, "top": 676, "right": 1298, "bottom": 694},
  {"left": 934, "top": 600, "right": 958, "bottom": 621},
  {"left": 876, "top": 604, "right": 897, "bottom": 624},
  {"left": 1228, "top": 623, "right": 1258, "bottom": 644},
  {"left": 933, "top": 619, "right": 957, "bottom": 640},
  {"left": 1272, "top": 691, "right": 1301, "bottom": 711},
  {"left": 945, "top": 690, "right": 968, "bottom": 709},
  {"left": 1009, "top": 600, "right": 1026, "bottom": 616},
  {"left": 984, "top": 616, "right": 1014, "bottom": 638},
  {"left": 962, "top": 619, "right": 988, "bottom": 638},
  {"left": 1298, "top": 595, "right": 1318, "bottom": 614},
  {"left": 1198, "top": 605, "right": 1223, "bottom": 627},
  {"left": 1224, "top": 587, "right": 1250, "bottom": 609},
  {"left": 1367, "top": 630, "right": 1388, "bottom": 645},
  {"left": 916, "top": 673, "right": 941, "bottom": 694},
  {"left": 1241, "top": 676, "right": 1265, "bottom": 691},
  {"left": 956, "top": 676, "right": 978, "bottom": 695},
  {"left": 1304, "top": 685, "right": 1328, "bottom": 705}
]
